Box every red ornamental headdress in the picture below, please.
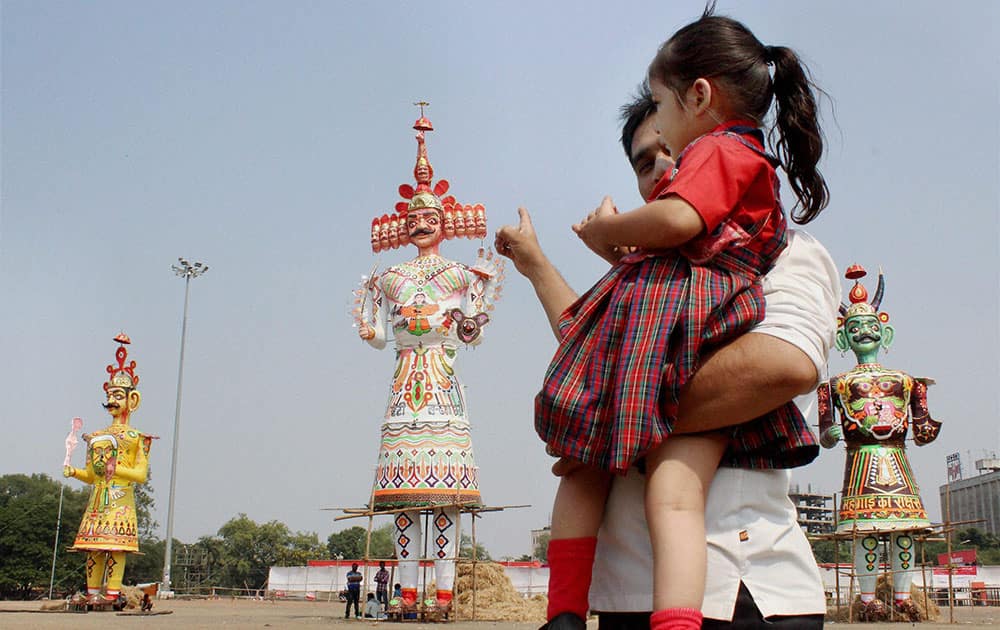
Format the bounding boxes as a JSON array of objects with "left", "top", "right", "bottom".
[
  {"left": 104, "top": 332, "right": 139, "bottom": 392},
  {"left": 837, "top": 264, "right": 889, "bottom": 328},
  {"left": 369, "top": 103, "right": 488, "bottom": 253}
]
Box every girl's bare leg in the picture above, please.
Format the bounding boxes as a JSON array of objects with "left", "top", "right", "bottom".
[
  {"left": 545, "top": 463, "right": 612, "bottom": 623},
  {"left": 551, "top": 462, "right": 612, "bottom": 538},
  {"left": 644, "top": 433, "right": 727, "bottom": 610}
]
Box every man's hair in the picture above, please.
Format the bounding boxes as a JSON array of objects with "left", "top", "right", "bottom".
[{"left": 619, "top": 80, "right": 655, "bottom": 162}]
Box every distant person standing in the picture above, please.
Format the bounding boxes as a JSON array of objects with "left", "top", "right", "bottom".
[
  {"left": 345, "top": 563, "right": 363, "bottom": 619},
  {"left": 375, "top": 561, "right": 390, "bottom": 608}
]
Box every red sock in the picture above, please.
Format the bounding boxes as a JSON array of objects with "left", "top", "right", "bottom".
[
  {"left": 650, "top": 608, "right": 703, "bottom": 630},
  {"left": 546, "top": 536, "right": 597, "bottom": 621}
]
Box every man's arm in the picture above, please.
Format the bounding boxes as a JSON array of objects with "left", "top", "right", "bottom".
[
  {"left": 672, "top": 333, "right": 817, "bottom": 433},
  {"left": 674, "top": 230, "right": 841, "bottom": 433},
  {"left": 495, "top": 207, "right": 578, "bottom": 339}
]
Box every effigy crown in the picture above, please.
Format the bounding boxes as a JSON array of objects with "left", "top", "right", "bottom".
[
  {"left": 838, "top": 264, "right": 889, "bottom": 325},
  {"left": 104, "top": 332, "right": 139, "bottom": 392},
  {"left": 368, "top": 103, "right": 489, "bottom": 253}
]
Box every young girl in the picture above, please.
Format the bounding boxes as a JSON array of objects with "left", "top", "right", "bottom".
[{"left": 537, "top": 11, "right": 829, "bottom": 630}]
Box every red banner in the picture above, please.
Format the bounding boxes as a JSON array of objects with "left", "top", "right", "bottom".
[
  {"left": 933, "top": 566, "right": 977, "bottom": 576},
  {"left": 936, "top": 549, "right": 977, "bottom": 566}
]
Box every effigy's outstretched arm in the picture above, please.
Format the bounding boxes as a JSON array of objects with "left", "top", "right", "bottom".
[
  {"left": 354, "top": 272, "right": 388, "bottom": 350},
  {"left": 910, "top": 378, "right": 942, "bottom": 445},
  {"left": 470, "top": 248, "right": 504, "bottom": 306},
  {"left": 817, "top": 379, "right": 842, "bottom": 448},
  {"left": 63, "top": 464, "right": 96, "bottom": 483},
  {"left": 449, "top": 249, "right": 504, "bottom": 347}
]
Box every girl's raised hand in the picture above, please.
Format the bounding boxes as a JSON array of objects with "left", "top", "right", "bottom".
[{"left": 573, "top": 196, "right": 622, "bottom": 264}]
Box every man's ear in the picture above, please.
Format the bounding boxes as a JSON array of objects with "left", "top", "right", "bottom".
[{"left": 689, "top": 78, "right": 714, "bottom": 116}]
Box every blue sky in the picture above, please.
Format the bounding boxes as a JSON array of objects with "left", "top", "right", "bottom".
[{"left": 2, "top": 1, "right": 998, "bottom": 559}]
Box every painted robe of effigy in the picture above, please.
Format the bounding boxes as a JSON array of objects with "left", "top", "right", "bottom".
[{"left": 72, "top": 425, "right": 152, "bottom": 552}]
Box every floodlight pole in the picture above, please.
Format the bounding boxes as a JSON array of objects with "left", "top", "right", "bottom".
[
  {"left": 47, "top": 484, "right": 66, "bottom": 599},
  {"left": 161, "top": 258, "right": 208, "bottom": 596}
]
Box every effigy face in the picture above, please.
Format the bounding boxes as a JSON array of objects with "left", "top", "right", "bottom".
[
  {"left": 405, "top": 207, "right": 444, "bottom": 250},
  {"left": 443, "top": 208, "right": 455, "bottom": 238},
  {"left": 88, "top": 437, "right": 118, "bottom": 477},
  {"left": 104, "top": 386, "right": 139, "bottom": 423},
  {"left": 843, "top": 313, "right": 886, "bottom": 356}
]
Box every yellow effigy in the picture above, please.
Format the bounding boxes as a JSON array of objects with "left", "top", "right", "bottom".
[{"left": 63, "top": 333, "right": 153, "bottom": 606}]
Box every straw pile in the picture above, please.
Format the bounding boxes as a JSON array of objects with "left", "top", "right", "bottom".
[
  {"left": 120, "top": 585, "right": 144, "bottom": 610},
  {"left": 451, "top": 561, "right": 547, "bottom": 622},
  {"left": 826, "top": 576, "right": 940, "bottom": 622},
  {"left": 39, "top": 587, "right": 142, "bottom": 611}
]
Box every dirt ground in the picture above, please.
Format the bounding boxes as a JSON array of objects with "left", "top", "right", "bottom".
[{"left": 1, "top": 599, "right": 998, "bottom": 629}]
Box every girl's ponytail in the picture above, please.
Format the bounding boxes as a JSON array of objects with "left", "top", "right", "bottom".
[{"left": 768, "top": 45, "right": 829, "bottom": 224}]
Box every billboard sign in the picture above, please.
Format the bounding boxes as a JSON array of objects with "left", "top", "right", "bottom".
[
  {"left": 947, "top": 452, "right": 962, "bottom": 482},
  {"left": 937, "top": 549, "right": 977, "bottom": 566}
]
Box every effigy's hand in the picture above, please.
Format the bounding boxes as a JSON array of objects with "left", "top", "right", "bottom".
[
  {"left": 822, "top": 424, "right": 843, "bottom": 444},
  {"left": 357, "top": 322, "right": 375, "bottom": 341},
  {"left": 63, "top": 465, "right": 75, "bottom": 478},
  {"left": 573, "top": 196, "right": 623, "bottom": 264},
  {"left": 471, "top": 246, "right": 503, "bottom": 279}
]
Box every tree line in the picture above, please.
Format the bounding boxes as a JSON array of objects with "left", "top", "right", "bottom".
[{"left": 0, "top": 473, "right": 491, "bottom": 599}]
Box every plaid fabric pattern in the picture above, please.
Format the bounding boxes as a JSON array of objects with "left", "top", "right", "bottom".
[{"left": 535, "top": 130, "right": 819, "bottom": 474}]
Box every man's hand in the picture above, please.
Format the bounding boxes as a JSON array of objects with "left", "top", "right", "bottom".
[
  {"left": 550, "top": 457, "right": 585, "bottom": 477},
  {"left": 495, "top": 207, "right": 579, "bottom": 339},
  {"left": 495, "top": 207, "right": 548, "bottom": 278},
  {"left": 572, "top": 196, "right": 621, "bottom": 264},
  {"left": 357, "top": 323, "right": 375, "bottom": 341}
]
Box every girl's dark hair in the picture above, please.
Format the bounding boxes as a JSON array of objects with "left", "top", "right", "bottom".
[{"left": 648, "top": 8, "right": 829, "bottom": 223}]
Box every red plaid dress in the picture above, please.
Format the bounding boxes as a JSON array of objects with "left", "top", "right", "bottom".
[{"left": 535, "top": 124, "right": 819, "bottom": 474}]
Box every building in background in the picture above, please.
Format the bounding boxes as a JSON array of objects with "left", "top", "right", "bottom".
[
  {"left": 530, "top": 526, "right": 550, "bottom": 561},
  {"left": 789, "top": 484, "right": 835, "bottom": 534},
  {"left": 939, "top": 456, "right": 1000, "bottom": 537}
]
